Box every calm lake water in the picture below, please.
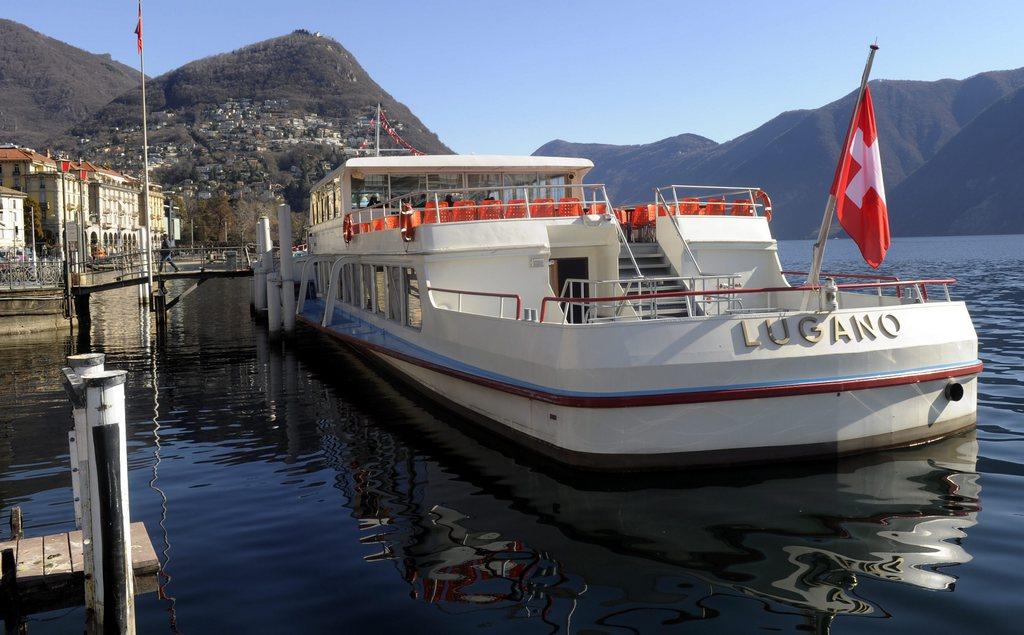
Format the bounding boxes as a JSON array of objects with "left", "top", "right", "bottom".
[{"left": 0, "top": 234, "right": 1021, "bottom": 633}]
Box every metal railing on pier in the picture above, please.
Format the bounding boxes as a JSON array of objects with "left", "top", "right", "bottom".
[{"left": 0, "top": 259, "right": 65, "bottom": 291}]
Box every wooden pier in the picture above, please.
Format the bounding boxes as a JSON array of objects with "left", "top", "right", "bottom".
[{"left": 0, "top": 521, "right": 159, "bottom": 616}]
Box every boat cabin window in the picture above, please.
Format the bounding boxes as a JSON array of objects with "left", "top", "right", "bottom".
[
  {"left": 404, "top": 268, "right": 421, "bottom": 330},
  {"left": 351, "top": 174, "right": 387, "bottom": 207},
  {"left": 361, "top": 265, "right": 373, "bottom": 310},
  {"left": 374, "top": 266, "right": 388, "bottom": 317}
]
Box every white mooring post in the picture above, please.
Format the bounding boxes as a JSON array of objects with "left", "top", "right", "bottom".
[
  {"left": 267, "top": 272, "right": 282, "bottom": 336},
  {"left": 66, "top": 353, "right": 105, "bottom": 615},
  {"left": 276, "top": 203, "right": 296, "bottom": 334},
  {"left": 84, "top": 370, "right": 135, "bottom": 634},
  {"left": 254, "top": 216, "right": 270, "bottom": 312}
]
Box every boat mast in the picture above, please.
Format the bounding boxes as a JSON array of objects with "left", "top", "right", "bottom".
[{"left": 807, "top": 44, "right": 879, "bottom": 286}]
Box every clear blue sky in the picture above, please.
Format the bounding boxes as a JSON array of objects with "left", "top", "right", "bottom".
[{"left": 7, "top": 1, "right": 1024, "bottom": 154}]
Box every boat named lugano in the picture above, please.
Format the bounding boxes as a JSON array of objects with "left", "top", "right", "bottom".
[{"left": 293, "top": 154, "right": 980, "bottom": 470}]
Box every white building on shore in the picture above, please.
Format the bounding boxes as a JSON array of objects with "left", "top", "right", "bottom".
[{"left": 0, "top": 185, "right": 27, "bottom": 255}]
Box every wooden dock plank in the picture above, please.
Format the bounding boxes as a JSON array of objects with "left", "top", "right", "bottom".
[
  {"left": 15, "top": 536, "right": 45, "bottom": 585},
  {"left": 4, "top": 522, "right": 160, "bottom": 615},
  {"left": 68, "top": 529, "right": 84, "bottom": 573},
  {"left": 130, "top": 522, "right": 160, "bottom": 574},
  {"left": 42, "top": 532, "right": 72, "bottom": 577}
]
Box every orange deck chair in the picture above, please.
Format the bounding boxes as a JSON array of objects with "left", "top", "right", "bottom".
[
  {"left": 704, "top": 197, "right": 726, "bottom": 216},
  {"left": 730, "top": 198, "right": 755, "bottom": 217},
  {"left": 505, "top": 199, "right": 527, "bottom": 218},
  {"left": 479, "top": 198, "right": 504, "bottom": 220},
  {"left": 557, "top": 197, "right": 583, "bottom": 217},
  {"left": 452, "top": 199, "right": 478, "bottom": 222}
]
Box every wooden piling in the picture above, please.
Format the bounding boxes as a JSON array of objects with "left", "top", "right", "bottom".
[{"left": 8, "top": 508, "right": 22, "bottom": 541}]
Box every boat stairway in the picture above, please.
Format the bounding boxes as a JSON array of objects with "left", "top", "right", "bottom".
[{"left": 619, "top": 243, "right": 690, "bottom": 319}]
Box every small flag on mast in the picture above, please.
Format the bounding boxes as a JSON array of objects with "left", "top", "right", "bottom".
[
  {"left": 830, "top": 85, "right": 890, "bottom": 268},
  {"left": 135, "top": 1, "right": 143, "bottom": 54}
]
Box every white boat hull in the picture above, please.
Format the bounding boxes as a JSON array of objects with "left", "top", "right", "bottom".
[{"left": 297, "top": 299, "right": 979, "bottom": 470}]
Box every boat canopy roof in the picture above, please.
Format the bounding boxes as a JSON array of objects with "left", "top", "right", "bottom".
[{"left": 314, "top": 154, "right": 593, "bottom": 190}]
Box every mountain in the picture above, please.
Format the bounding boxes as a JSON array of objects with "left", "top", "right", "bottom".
[
  {"left": 53, "top": 30, "right": 450, "bottom": 211},
  {"left": 888, "top": 85, "right": 1024, "bottom": 236},
  {"left": 536, "top": 134, "right": 718, "bottom": 203},
  {"left": 535, "top": 69, "right": 1024, "bottom": 238},
  {"left": 0, "top": 19, "right": 138, "bottom": 147}
]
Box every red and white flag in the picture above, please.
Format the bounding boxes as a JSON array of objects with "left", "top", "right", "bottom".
[
  {"left": 830, "top": 86, "right": 890, "bottom": 268},
  {"left": 134, "top": 1, "right": 143, "bottom": 54}
]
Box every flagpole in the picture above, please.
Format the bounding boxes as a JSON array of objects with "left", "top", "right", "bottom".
[
  {"left": 807, "top": 44, "right": 879, "bottom": 287},
  {"left": 138, "top": 0, "right": 154, "bottom": 305}
]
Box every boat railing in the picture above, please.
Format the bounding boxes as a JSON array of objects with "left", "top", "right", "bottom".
[
  {"left": 348, "top": 183, "right": 614, "bottom": 229},
  {"left": 653, "top": 185, "right": 770, "bottom": 218},
  {"left": 782, "top": 270, "right": 904, "bottom": 298},
  {"left": 539, "top": 278, "right": 956, "bottom": 324},
  {"left": 558, "top": 274, "right": 743, "bottom": 322},
  {"left": 427, "top": 286, "right": 522, "bottom": 320}
]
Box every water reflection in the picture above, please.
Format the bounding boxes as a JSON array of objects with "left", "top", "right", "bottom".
[
  {"left": 0, "top": 276, "right": 989, "bottom": 632},
  {"left": 282, "top": 332, "right": 981, "bottom": 631}
]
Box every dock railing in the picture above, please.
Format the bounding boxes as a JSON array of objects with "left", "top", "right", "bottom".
[{"left": 0, "top": 258, "right": 65, "bottom": 291}]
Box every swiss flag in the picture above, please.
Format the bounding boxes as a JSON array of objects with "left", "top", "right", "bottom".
[
  {"left": 134, "top": 1, "right": 143, "bottom": 54},
  {"left": 831, "top": 86, "right": 890, "bottom": 268}
]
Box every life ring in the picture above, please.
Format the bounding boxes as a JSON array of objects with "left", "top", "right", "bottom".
[
  {"left": 400, "top": 203, "right": 415, "bottom": 243},
  {"left": 754, "top": 189, "right": 773, "bottom": 222},
  {"left": 343, "top": 214, "right": 353, "bottom": 243}
]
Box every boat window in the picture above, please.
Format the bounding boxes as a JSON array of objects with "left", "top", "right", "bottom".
[
  {"left": 351, "top": 174, "right": 387, "bottom": 207},
  {"left": 361, "top": 264, "right": 373, "bottom": 310},
  {"left": 467, "top": 173, "right": 503, "bottom": 201},
  {"left": 503, "top": 172, "right": 540, "bottom": 199},
  {"left": 347, "top": 264, "right": 357, "bottom": 305},
  {"left": 340, "top": 264, "right": 350, "bottom": 304},
  {"left": 374, "top": 265, "right": 388, "bottom": 316},
  {"left": 388, "top": 267, "right": 402, "bottom": 322},
  {"left": 428, "top": 173, "right": 465, "bottom": 194},
  {"left": 404, "top": 268, "right": 421, "bottom": 329},
  {"left": 388, "top": 174, "right": 428, "bottom": 201}
]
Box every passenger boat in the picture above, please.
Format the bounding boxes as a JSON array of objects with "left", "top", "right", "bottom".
[{"left": 295, "top": 154, "right": 980, "bottom": 470}]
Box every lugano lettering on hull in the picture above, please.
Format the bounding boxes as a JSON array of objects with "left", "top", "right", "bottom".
[{"left": 740, "top": 313, "right": 901, "bottom": 348}]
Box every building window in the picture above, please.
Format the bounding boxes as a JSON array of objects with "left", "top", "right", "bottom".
[
  {"left": 374, "top": 265, "right": 387, "bottom": 316},
  {"left": 404, "top": 267, "right": 421, "bottom": 329},
  {"left": 361, "top": 264, "right": 373, "bottom": 310}
]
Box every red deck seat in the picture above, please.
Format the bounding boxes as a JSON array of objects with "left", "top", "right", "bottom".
[
  {"left": 383, "top": 215, "right": 400, "bottom": 229},
  {"left": 632, "top": 205, "right": 655, "bottom": 228},
  {"left": 505, "top": 199, "right": 527, "bottom": 218},
  {"left": 452, "top": 199, "right": 478, "bottom": 222},
  {"left": 730, "top": 198, "right": 755, "bottom": 216},
  {"left": 479, "top": 198, "right": 504, "bottom": 219},
  {"left": 530, "top": 198, "right": 555, "bottom": 217},
  {"left": 678, "top": 197, "right": 700, "bottom": 215},
  {"left": 704, "top": 197, "right": 726, "bottom": 216},
  {"left": 557, "top": 197, "right": 584, "bottom": 217},
  {"left": 371, "top": 218, "right": 386, "bottom": 231},
  {"left": 588, "top": 202, "right": 608, "bottom": 215},
  {"left": 424, "top": 200, "right": 448, "bottom": 224}
]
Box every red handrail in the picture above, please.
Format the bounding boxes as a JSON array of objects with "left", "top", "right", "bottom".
[
  {"left": 538, "top": 278, "right": 956, "bottom": 323},
  {"left": 783, "top": 269, "right": 903, "bottom": 298},
  {"left": 427, "top": 286, "right": 522, "bottom": 320}
]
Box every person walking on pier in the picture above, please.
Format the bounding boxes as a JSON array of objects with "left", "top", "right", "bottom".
[{"left": 159, "top": 235, "right": 179, "bottom": 272}]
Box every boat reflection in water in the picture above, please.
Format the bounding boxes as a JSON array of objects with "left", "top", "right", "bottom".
[{"left": 287, "top": 336, "right": 981, "bottom": 631}]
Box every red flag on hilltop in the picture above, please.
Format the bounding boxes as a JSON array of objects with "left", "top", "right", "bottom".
[
  {"left": 830, "top": 86, "right": 890, "bottom": 268},
  {"left": 134, "top": 1, "right": 143, "bottom": 54}
]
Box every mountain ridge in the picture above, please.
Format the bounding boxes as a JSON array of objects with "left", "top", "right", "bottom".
[
  {"left": 535, "top": 67, "right": 1024, "bottom": 238},
  {"left": 0, "top": 19, "right": 139, "bottom": 147}
]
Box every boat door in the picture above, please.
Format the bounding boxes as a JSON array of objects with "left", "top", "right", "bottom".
[{"left": 550, "top": 257, "right": 589, "bottom": 324}]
